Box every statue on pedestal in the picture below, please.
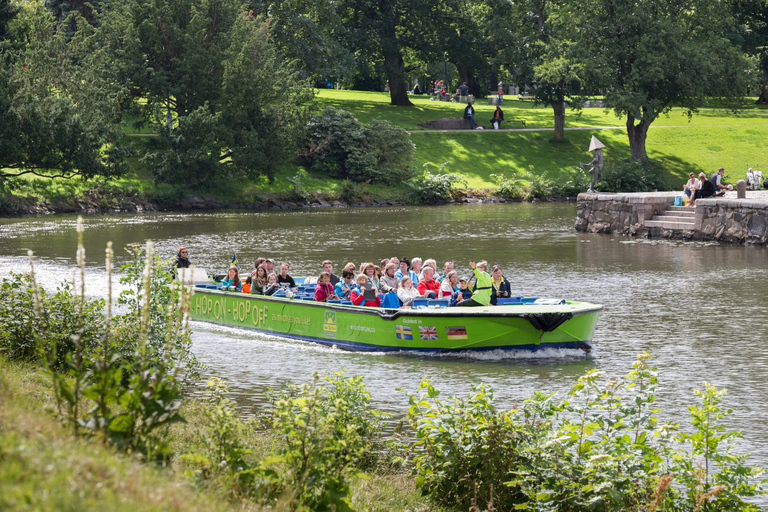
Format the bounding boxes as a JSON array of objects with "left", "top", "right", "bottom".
[{"left": 580, "top": 136, "right": 605, "bottom": 193}]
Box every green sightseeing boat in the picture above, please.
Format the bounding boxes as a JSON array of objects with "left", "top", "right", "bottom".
[{"left": 189, "top": 284, "right": 602, "bottom": 353}]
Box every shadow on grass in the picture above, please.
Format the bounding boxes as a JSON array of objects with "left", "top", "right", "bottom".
[{"left": 410, "top": 130, "right": 699, "bottom": 190}]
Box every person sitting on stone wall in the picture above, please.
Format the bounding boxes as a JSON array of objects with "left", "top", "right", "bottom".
[{"left": 690, "top": 172, "right": 715, "bottom": 206}]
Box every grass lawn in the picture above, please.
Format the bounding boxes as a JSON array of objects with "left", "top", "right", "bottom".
[{"left": 315, "top": 89, "right": 768, "bottom": 190}]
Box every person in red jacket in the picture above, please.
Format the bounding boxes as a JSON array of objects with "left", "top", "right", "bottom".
[
  {"left": 314, "top": 272, "right": 339, "bottom": 302},
  {"left": 350, "top": 274, "right": 381, "bottom": 307},
  {"left": 417, "top": 267, "right": 440, "bottom": 299}
]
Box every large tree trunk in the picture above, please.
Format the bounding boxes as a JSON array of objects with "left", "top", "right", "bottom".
[
  {"left": 379, "top": 0, "right": 412, "bottom": 106},
  {"left": 756, "top": 71, "right": 768, "bottom": 105},
  {"left": 384, "top": 52, "right": 412, "bottom": 106},
  {"left": 552, "top": 101, "right": 565, "bottom": 141},
  {"left": 455, "top": 63, "right": 480, "bottom": 97},
  {"left": 626, "top": 113, "right": 653, "bottom": 162}
]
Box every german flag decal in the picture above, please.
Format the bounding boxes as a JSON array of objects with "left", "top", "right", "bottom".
[{"left": 446, "top": 326, "right": 468, "bottom": 340}]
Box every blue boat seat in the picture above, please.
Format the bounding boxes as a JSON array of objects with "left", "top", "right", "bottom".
[
  {"left": 428, "top": 299, "right": 450, "bottom": 308},
  {"left": 412, "top": 298, "right": 430, "bottom": 308}
]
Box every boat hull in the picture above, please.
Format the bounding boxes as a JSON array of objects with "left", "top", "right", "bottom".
[{"left": 189, "top": 289, "right": 602, "bottom": 352}]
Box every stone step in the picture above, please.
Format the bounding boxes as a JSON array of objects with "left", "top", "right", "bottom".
[
  {"left": 665, "top": 207, "right": 696, "bottom": 217},
  {"left": 644, "top": 220, "right": 696, "bottom": 230},
  {"left": 653, "top": 215, "right": 696, "bottom": 223}
]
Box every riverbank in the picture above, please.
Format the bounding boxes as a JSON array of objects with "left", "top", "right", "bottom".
[
  {"left": 2, "top": 89, "right": 766, "bottom": 216},
  {"left": 0, "top": 186, "right": 562, "bottom": 216},
  {"left": 576, "top": 189, "right": 768, "bottom": 245}
]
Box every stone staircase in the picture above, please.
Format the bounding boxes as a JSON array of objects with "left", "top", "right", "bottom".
[{"left": 644, "top": 205, "right": 696, "bottom": 231}]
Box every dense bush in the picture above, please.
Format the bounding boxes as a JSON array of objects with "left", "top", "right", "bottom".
[
  {"left": 0, "top": 272, "right": 105, "bottom": 368},
  {"left": 598, "top": 159, "right": 667, "bottom": 192},
  {"left": 301, "top": 107, "right": 415, "bottom": 184},
  {"left": 408, "top": 353, "right": 765, "bottom": 511},
  {"left": 492, "top": 169, "right": 591, "bottom": 200},
  {"left": 409, "top": 163, "right": 467, "bottom": 204}
]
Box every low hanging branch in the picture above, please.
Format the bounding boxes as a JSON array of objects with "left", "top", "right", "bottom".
[{"left": 0, "top": 168, "right": 80, "bottom": 179}]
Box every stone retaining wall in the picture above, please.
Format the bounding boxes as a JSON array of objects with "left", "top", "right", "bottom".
[
  {"left": 695, "top": 198, "right": 768, "bottom": 244},
  {"left": 575, "top": 192, "right": 768, "bottom": 245}
]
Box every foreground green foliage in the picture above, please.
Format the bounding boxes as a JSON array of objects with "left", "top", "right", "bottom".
[
  {"left": 1, "top": 228, "right": 765, "bottom": 510},
  {"left": 407, "top": 353, "right": 765, "bottom": 511}
]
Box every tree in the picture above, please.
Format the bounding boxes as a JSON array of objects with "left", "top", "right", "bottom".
[
  {"left": 551, "top": 0, "right": 751, "bottom": 162},
  {"left": 0, "top": 0, "right": 19, "bottom": 40},
  {"left": 0, "top": 6, "right": 128, "bottom": 179},
  {"left": 732, "top": 0, "right": 768, "bottom": 104},
  {"left": 497, "top": 0, "right": 581, "bottom": 141},
  {"left": 136, "top": 6, "right": 313, "bottom": 187}
]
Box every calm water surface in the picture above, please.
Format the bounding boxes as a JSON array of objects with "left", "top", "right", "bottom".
[{"left": 2, "top": 204, "right": 767, "bottom": 481}]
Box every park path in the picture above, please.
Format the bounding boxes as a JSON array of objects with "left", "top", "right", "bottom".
[{"left": 407, "top": 125, "right": 690, "bottom": 134}]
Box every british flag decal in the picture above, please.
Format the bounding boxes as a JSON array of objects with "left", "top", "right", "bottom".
[{"left": 418, "top": 326, "right": 438, "bottom": 341}]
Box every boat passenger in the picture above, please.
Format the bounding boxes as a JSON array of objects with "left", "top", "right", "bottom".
[
  {"left": 439, "top": 270, "right": 458, "bottom": 298},
  {"left": 389, "top": 256, "right": 400, "bottom": 266},
  {"left": 343, "top": 262, "right": 357, "bottom": 275},
  {"left": 314, "top": 272, "right": 339, "bottom": 302},
  {"left": 277, "top": 262, "right": 297, "bottom": 290},
  {"left": 420, "top": 258, "right": 437, "bottom": 281},
  {"left": 397, "top": 276, "right": 421, "bottom": 306},
  {"left": 437, "top": 261, "right": 455, "bottom": 283},
  {"left": 173, "top": 247, "right": 191, "bottom": 270},
  {"left": 410, "top": 258, "right": 423, "bottom": 284},
  {"left": 263, "top": 273, "right": 280, "bottom": 296},
  {"left": 221, "top": 266, "right": 242, "bottom": 292},
  {"left": 463, "top": 261, "right": 492, "bottom": 307},
  {"left": 242, "top": 276, "right": 252, "bottom": 294},
  {"left": 360, "top": 262, "right": 380, "bottom": 292},
  {"left": 334, "top": 269, "right": 356, "bottom": 299},
  {"left": 251, "top": 257, "right": 266, "bottom": 278},
  {"left": 379, "top": 263, "right": 400, "bottom": 293},
  {"left": 451, "top": 277, "right": 472, "bottom": 306},
  {"left": 417, "top": 267, "right": 440, "bottom": 299},
  {"left": 264, "top": 258, "right": 277, "bottom": 276},
  {"left": 490, "top": 265, "right": 512, "bottom": 305},
  {"left": 350, "top": 274, "right": 381, "bottom": 307},
  {"left": 251, "top": 266, "right": 268, "bottom": 295},
  {"left": 322, "top": 260, "right": 340, "bottom": 286},
  {"left": 395, "top": 258, "right": 419, "bottom": 284}
]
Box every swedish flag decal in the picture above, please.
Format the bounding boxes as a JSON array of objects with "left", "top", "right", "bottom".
[{"left": 395, "top": 325, "right": 413, "bottom": 341}]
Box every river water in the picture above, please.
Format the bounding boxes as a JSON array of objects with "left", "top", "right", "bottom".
[{"left": 1, "top": 204, "right": 767, "bottom": 481}]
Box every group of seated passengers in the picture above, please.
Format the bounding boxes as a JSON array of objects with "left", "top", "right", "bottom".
[{"left": 222, "top": 255, "right": 513, "bottom": 308}]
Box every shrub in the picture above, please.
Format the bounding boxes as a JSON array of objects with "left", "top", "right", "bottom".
[
  {"left": 598, "top": 159, "right": 667, "bottom": 192},
  {"left": 408, "top": 353, "right": 766, "bottom": 511},
  {"left": 409, "top": 163, "right": 467, "bottom": 204},
  {"left": 256, "top": 372, "right": 388, "bottom": 509},
  {"left": 22, "top": 224, "right": 196, "bottom": 460},
  {"left": 301, "top": 107, "right": 415, "bottom": 183},
  {"left": 362, "top": 120, "right": 416, "bottom": 184},
  {"left": 0, "top": 272, "right": 105, "bottom": 369}
]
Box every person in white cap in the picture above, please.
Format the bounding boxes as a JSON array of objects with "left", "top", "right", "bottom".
[{"left": 580, "top": 136, "right": 605, "bottom": 192}]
